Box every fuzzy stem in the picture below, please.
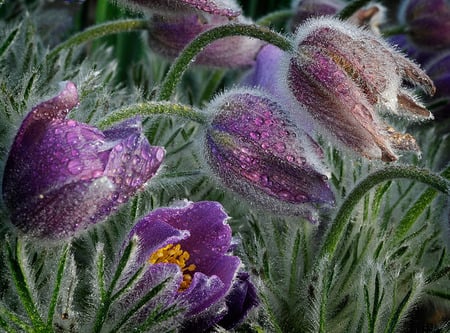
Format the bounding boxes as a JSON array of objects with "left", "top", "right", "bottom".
[
  {"left": 393, "top": 166, "right": 450, "bottom": 243},
  {"left": 47, "top": 19, "right": 148, "bottom": 60},
  {"left": 320, "top": 166, "right": 450, "bottom": 258},
  {"left": 256, "top": 9, "right": 293, "bottom": 27},
  {"left": 97, "top": 102, "right": 206, "bottom": 129},
  {"left": 156, "top": 23, "right": 293, "bottom": 101},
  {"left": 338, "top": 0, "right": 372, "bottom": 19}
]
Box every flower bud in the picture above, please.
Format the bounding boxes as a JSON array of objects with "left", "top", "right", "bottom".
[
  {"left": 147, "top": 13, "right": 264, "bottom": 67},
  {"left": 400, "top": 0, "right": 450, "bottom": 51},
  {"left": 2, "top": 82, "right": 165, "bottom": 239},
  {"left": 283, "top": 17, "right": 435, "bottom": 161},
  {"left": 114, "top": 0, "right": 241, "bottom": 18},
  {"left": 204, "top": 88, "right": 334, "bottom": 221}
]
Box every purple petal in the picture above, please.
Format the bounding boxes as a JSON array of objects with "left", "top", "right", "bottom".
[
  {"left": 2, "top": 83, "right": 165, "bottom": 239},
  {"left": 219, "top": 272, "right": 259, "bottom": 329},
  {"left": 206, "top": 90, "right": 334, "bottom": 207}
]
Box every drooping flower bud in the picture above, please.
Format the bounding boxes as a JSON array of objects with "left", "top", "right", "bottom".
[
  {"left": 204, "top": 88, "right": 334, "bottom": 222},
  {"left": 147, "top": 13, "right": 264, "bottom": 67},
  {"left": 400, "top": 0, "right": 450, "bottom": 51},
  {"left": 2, "top": 82, "right": 165, "bottom": 239},
  {"left": 114, "top": 0, "right": 241, "bottom": 18},
  {"left": 283, "top": 17, "right": 436, "bottom": 162}
]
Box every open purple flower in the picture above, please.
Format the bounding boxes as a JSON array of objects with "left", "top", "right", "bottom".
[
  {"left": 2, "top": 82, "right": 165, "bottom": 239},
  {"left": 283, "top": 17, "right": 435, "bottom": 162},
  {"left": 118, "top": 201, "right": 257, "bottom": 331},
  {"left": 204, "top": 88, "right": 334, "bottom": 222}
]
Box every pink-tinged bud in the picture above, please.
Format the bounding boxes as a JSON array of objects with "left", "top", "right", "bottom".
[
  {"left": 147, "top": 14, "right": 264, "bottom": 67},
  {"left": 283, "top": 17, "right": 435, "bottom": 162},
  {"left": 400, "top": 0, "right": 450, "bottom": 51},
  {"left": 113, "top": 0, "right": 241, "bottom": 18},
  {"left": 204, "top": 88, "right": 334, "bottom": 222}
]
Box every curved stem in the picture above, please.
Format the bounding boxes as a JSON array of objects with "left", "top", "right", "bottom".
[
  {"left": 393, "top": 166, "right": 450, "bottom": 243},
  {"left": 320, "top": 166, "right": 450, "bottom": 258},
  {"left": 156, "top": 23, "right": 293, "bottom": 101},
  {"left": 256, "top": 9, "right": 293, "bottom": 27},
  {"left": 97, "top": 102, "right": 206, "bottom": 129},
  {"left": 47, "top": 19, "right": 148, "bottom": 60}
]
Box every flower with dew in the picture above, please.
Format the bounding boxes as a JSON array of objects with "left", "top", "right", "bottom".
[
  {"left": 399, "top": 0, "right": 450, "bottom": 51},
  {"left": 116, "top": 200, "right": 258, "bottom": 332},
  {"left": 2, "top": 82, "right": 165, "bottom": 240},
  {"left": 113, "top": 0, "right": 242, "bottom": 18},
  {"left": 115, "top": 0, "right": 263, "bottom": 67},
  {"left": 282, "top": 17, "right": 436, "bottom": 162},
  {"left": 203, "top": 88, "right": 334, "bottom": 222}
]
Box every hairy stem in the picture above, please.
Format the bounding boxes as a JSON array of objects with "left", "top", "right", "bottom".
[
  {"left": 97, "top": 102, "right": 206, "bottom": 129},
  {"left": 47, "top": 19, "right": 148, "bottom": 60},
  {"left": 320, "top": 166, "right": 450, "bottom": 258},
  {"left": 157, "top": 23, "right": 293, "bottom": 101}
]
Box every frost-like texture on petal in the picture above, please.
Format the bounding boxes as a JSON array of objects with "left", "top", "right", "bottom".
[
  {"left": 115, "top": 0, "right": 241, "bottom": 17},
  {"left": 402, "top": 0, "right": 450, "bottom": 50},
  {"left": 283, "top": 17, "right": 435, "bottom": 161},
  {"left": 2, "top": 82, "right": 165, "bottom": 239},
  {"left": 204, "top": 88, "right": 334, "bottom": 221},
  {"left": 148, "top": 14, "right": 263, "bottom": 67},
  {"left": 120, "top": 201, "right": 255, "bottom": 331}
]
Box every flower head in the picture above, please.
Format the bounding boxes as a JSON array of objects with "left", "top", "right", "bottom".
[
  {"left": 147, "top": 13, "right": 263, "bottom": 67},
  {"left": 204, "top": 88, "right": 334, "bottom": 221},
  {"left": 119, "top": 201, "right": 257, "bottom": 331},
  {"left": 283, "top": 17, "right": 435, "bottom": 161},
  {"left": 401, "top": 0, "right": 450, "bottom": 51},
  {"left": 114, "top": 0, "right": 241, "bottom": 18},
  {"left": 425, "top": 51, "right": 450, "bottom": 117},
  {"left": 2, "top": 82, "right": 165, "bottom": 239}
]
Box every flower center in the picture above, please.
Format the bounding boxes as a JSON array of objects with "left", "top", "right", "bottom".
[{"left": 149, "top": 243, "right": 196, "bottom": 291}]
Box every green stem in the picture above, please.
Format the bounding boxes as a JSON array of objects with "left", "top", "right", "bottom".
[
  {"left": 338, "top": 0, "right": 372, "bottom": 19},
  {"left": 256, "top": 9, "right": 293, "bottom": 27},
  {"left": 393, "top": 166, "right": 450, "bottom": 243},
  {"left": 47, "top": 19, "right": 148, "bottom": 60},
  {"left": 156, "top": 23, "right": 293, "bottom": 101},
  {"left": 97, "top": 102, "right": 206, "bottom": 129},
  {"left": 320, "top": 166, "right": 450, "bottom": 258},
  {"left": 382, "top": 25, "right": 408, "bottom": 37}
]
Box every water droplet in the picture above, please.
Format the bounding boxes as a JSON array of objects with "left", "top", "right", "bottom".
[
  {"left": 67, "top": 120, "right": 76, "bottom": 127},
  {"left": 249, "top": 131, "right": 260, "bottom": 140},
  {"left": 261, "top": 142, "right": 270, "bottom": 149},
  {"left": 286, "top": 155, "right": 295, "bottom": 162},
  {"left": 274, "top": 142, "right": 286, "bottom": 153},
  {"left": 67, "top": 160, "right": 83, "bottom": 175},
  {"left": 254, "top": 117, "right": 264, "bottom": 126}
]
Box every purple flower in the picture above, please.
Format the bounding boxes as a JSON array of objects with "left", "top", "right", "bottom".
[
  {"left": 401, "top": 0, "right": 450, "bottom": 51},
  {"left": 204, "top": 88, "right": 334, "bottom": 222},
  {"left": 283, "top": 17, "right": 435, "bottom": 162},
  {"left": 2, "top": 82, "right": 165, "bottom": 239},
  {"left": 147, "top": 13, "right": 264, "bottom": 67},
  {"left": 118, "top": 201, "right": 257, "bottom": 331},
  {"left": 425, "top": 51, "right": 450, "bottom": 117}
]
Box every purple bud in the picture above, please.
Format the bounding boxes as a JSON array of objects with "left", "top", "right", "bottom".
[
  {"left": 425, "top": 51, "right": 450, "bottom": 117},
  {"left": 283, "top": 18, "right": 435, "bottom": 162},
  {"left": 2, "top": 82, "right": 165, "bottom": 239},
  {"left": 114, "top": 0, "right": 241, "bottom": 18},
  {"left": 204, "top": 88, "right": 334, "bottom": 221},
  {"left": 290, "top": 0, "right": 345, "bottom": 30},
  {"left": 401, "top": 0, "right": 450, "bottom": 51},
  {"left": 147, "top": 13, "right": 264, "bottom": 67}
]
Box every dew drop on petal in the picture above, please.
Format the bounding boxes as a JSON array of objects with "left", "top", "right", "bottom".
[{"left": 67, "top": 160, "right": 83, "bottom": 175}]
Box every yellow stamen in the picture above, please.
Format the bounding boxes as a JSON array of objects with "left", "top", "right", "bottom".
[{"left": 149, "top": 243, "right": 196, "bottom": 291}]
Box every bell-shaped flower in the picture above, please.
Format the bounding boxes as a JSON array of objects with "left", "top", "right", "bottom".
[
  {"left": 282, "top": 17, "right": 436, "bottom": 162},
  {"left": 114, "top": 0, "right": 242, "bottom": 18},
  {"left": 116, "top": 200, "right": 257, "bottom": 331},
  {"left": 203, "top": 88, "right": 334, "bottom": 222},
  {"left": 400, "top": 0, "right": 450, "bottom": 51},
  {"left": 2, "top": 82, "right": 165, "bottom": 239}
]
